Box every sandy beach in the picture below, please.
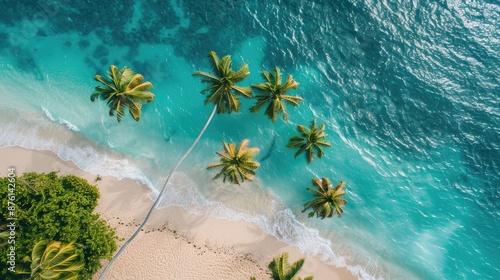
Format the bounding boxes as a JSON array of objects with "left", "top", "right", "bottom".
[{"left": 0, "top": 146, "right": 355, "bottom": 280}]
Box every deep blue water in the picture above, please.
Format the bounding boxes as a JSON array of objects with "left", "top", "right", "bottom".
[{"left": 0, "top": 0, "right": 499, "bottom": 279}]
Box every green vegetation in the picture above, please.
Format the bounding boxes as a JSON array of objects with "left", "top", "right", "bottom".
[
  {"left": 100, "top": 51, "right": 253, "bottom": 278},
  {"left": 207, "top": 139, "right": 260, "bottom": 185},
  {"left": 268, "top": 252, "right": 313, "bottom": 280},
  {"left": 193, "top": 51, "right": 252, "bottom": 113},
  {"left": 302, "top": 178, "right": 347, "bottom": 219},
  {"left": 0, "top": 172, "right": 117, "bottom": 280},
  {"left": 96, "top": 51, "right": 347, "bottom": 278},
  {"left": 16, "top": 240, "right": 84, "bottom": 280},
  {"left": 0, "top": 224, "right": 8, "bottom": 247},
  {"left": 91, "top": 65, "right": 155, "bottom": 122},
  {"left": 251, "top": 251, "right": 313, "bottom": 280},
  {"left": 287, "top": 120, "right": 331, "bottom": 163},
  {"left": 250, "top": 67, "right": 302, "bottom": 122}
]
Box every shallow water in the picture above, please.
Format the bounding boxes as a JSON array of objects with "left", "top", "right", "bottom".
[{"left": 0, "top": 0, "right": 499, "bottom": 279}]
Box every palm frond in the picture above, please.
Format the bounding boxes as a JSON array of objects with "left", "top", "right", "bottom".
[
  {"left": 267, "top": 252, "right": 312, "bottom": 280},
  {"left": 192, "top": 71, "right": 220, "bottom": 84},
  {"left": 231, "top": 85, "right": 253, "bottom": 98},
  {"left": 125, "top": 74, "right": 144, "bottom": 90},
  {"left": 26, "top": 240, "right": 83, "bottom": 279},
  {"left": 208, "top": 51, "right": 220, "bottom": 73},
  {"left": 127, "top": 81, "right": 154, "bottom": 93},
  {"left": 281, "top": 74, "right": 299, "bottom": 93},
  {"left": 280, "top": 95, "right": 304, "bottom": 107},
  {"left": 250, "top": 95, "right": 273, "bottom": 113},
  {"left": 232, "top": 64, "right": 251, "bottom": 82}
]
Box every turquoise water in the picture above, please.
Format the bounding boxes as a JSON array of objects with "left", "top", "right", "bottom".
[{"left": 0, "top": 0, "right": 499, "bottom": 279}]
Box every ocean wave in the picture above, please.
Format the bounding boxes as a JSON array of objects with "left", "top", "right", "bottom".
[
  {"left": 0, "top": 106, "right": 153, "bottom": 190},
  {"left": 156, "top": 171, "right": 385, "bottom": 280},
  {"left": 42, "top": 106, "right": 55, "bottom": 121},
  {"left": 43, "top": 106, "right": 80, "bottom": 132},
  {"left": 0, "top": 105, "right": 381, "bottom": 279},
  {"left": 58, "top": 118, "right": 80, "bottom": 132}
]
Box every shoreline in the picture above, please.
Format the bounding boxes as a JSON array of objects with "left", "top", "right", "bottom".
[{"left": 0, "top": 146, "right": 355, "bottom": 280}]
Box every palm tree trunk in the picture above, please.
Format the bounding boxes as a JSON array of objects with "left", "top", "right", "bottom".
[{"left": 98, "top": 105, "right": 218, "bottom": 279}]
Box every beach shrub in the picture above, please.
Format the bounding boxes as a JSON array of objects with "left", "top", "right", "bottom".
[{"left": 0, "top": 172, "right": 117, "bottom": 280}]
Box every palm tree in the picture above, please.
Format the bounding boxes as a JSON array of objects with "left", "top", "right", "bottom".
[
  {"left": 208, "top": 139, "right": 260, "bottom": 185},
  {"left": 250, "top": 67, "right": 302, "bottom": 122},
  {"left": 286, "top": 120, "right": 331, "bottom": 163},
  {"left": 193, "top": 51, "right": 252, "bottom": 113},
  {"left": 17, "top": 240, "right": 84, "bottom": 279},
  {"left": 268, "top": 252, "right": 313, "bottom": 280},
  {"left": 91, "top": 65, "right": 155, "bottom": 122},
  {"left": 99, "top": 52, "right": 251, "bottom": 279},
  {"left": 302, "top": 178, "right": 347, "bottom": 219}
]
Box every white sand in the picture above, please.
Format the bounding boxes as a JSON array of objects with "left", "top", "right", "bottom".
[{"left": 0, "top": 146, "right": 355, "bottom": 280}]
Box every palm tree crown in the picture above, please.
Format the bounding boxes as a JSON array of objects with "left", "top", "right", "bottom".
[
  {"left": 91, "top": 65, "right": 154, "bottom": 122},
  {"left": 207, "top": 139, "right": 260, "bottom": 185},
  {"left": 250, "top": 67, "right": 302, "bottom": 122},
  {"left": 17, "top": 240, "right": 84, "bottom": 280},
  {"left": 286, "top": 120, "right": 331, "bottom": 163},
  {"left": 193, "top": 51, "right": 252, "bottom": 113},
  {"left": 268, "top": 252, "right": 314, "bottom": 280},
  {"left": 302, "top": 178, "right": 347, "bottom": 219}
]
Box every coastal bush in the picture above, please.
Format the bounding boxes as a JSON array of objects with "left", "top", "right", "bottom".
[{"left": 0, "top": 172, "right": 117, "bottom": 280}]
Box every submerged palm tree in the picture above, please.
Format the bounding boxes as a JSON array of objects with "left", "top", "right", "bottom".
[
  {"left": 250, "top": 67, "right": 302, "bottom": 122},
  {"left": 91, "top": 65, "right": 155, "bottom": 122},
  {"left": 208, "top": 139, "right": 260, "bottom": 185},
  {"left": 99, "top": 52, "right": 251, "bottom": 279},
  {"left": 286, "top": 120, "right": 331, "bottom": 163},
  {"left": 268, "top": 252, "right": 314, "bottom": 280},
  {"left": 193, "top": 51, "right": 252, "bottom": 113},
  {"left": 17, "top": 240, "right": 84, "bottom": 280},
  {"left": 302, "top": 178, "right": 347, "bottom": 219}
]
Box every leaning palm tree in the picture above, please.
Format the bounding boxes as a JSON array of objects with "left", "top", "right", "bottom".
[
  {"left": 208, "top": 139, "right": 260, "bottom": 185},
  {"left": 99, "top": 52, "right": 251, "bottom": 279},
  {"left": 250, "top": 67, "right": 302, "bottom": 122},
  {"left": 193, "top": 51, "right": 252, "bottom": 113},
  {"left": 91, "top": 65, "right": 155, "bottom": 122},
  {"left": 302, "top": 178, "right": 347, "bottom": 219},
  {"left": 17, "top": 240, "right": 84, "bottom": 280},
  {"left": 286, "top": 120, "right": 331, "bottom": 163},
  {"left": 268, "top": 252, "right": 314, "bottom": 280}
]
